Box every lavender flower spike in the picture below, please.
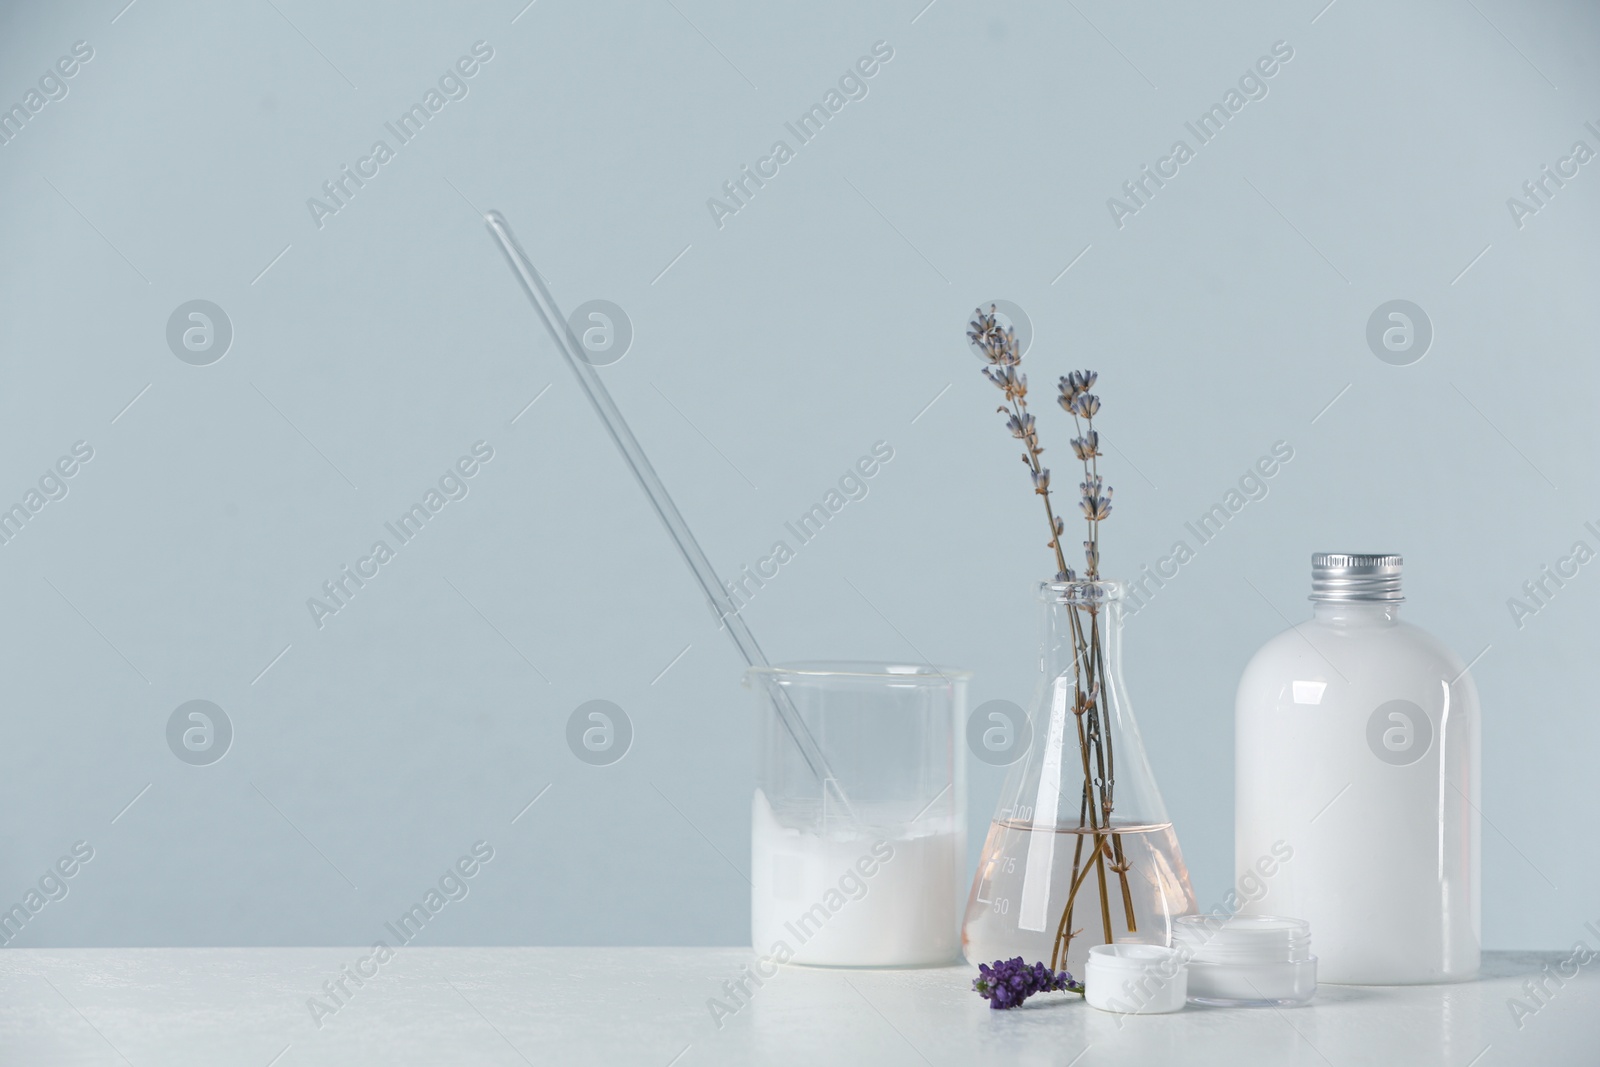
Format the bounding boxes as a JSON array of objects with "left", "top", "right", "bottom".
[{"left": 972, "top": 957, "right": 1081, "bottom": 1009}]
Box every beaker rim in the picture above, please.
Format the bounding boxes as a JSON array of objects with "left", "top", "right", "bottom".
[{"left": 744, "top": 660, "right": 972, "bottom": 684}]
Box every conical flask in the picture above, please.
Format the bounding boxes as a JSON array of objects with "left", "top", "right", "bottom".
[{"left": 962, "top": 580, "right": 1197, "bottom": 975}]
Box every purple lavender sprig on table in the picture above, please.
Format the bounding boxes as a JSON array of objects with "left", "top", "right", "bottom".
[{"left": 971, "top": 957, "right": 1083, "bottom": 1009}]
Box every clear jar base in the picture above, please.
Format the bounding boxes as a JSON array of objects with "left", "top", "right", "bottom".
[
  {"left": 1174, "top": 919, "right": 1317, "bottom": 1008},
  {"left": 1188, "top": 994, "right": 1314, "bottom": 1008}
]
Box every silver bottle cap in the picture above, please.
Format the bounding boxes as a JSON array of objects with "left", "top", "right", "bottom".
[{"left": 1310, "top": 553, "right": 1404, "bottom": 602}]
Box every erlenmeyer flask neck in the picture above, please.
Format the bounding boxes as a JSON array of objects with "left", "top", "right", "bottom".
[{"left": 1039, "top": 580, "right": 1125, "bottom": 680}]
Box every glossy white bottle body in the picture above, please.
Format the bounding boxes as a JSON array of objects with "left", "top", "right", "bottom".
[{"left": 1235, "top": 601, "right": 1480, "bottom": 984}]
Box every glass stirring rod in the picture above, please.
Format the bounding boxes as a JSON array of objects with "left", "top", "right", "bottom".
[{"left": 483, "top": 210, "right": 854, "bottom": 820}]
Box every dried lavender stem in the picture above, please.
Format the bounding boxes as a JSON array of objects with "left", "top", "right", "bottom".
[
  {"left": 1069, "top": 405, "right": 1137, "bottom": 932},
  {"left": 1089, "top": 610, "right": 1138, "bottom": 931},
  {"left": 1056, "top": 787, "right": 1091, "bottom": 969},
  {"left": 1045, "top": 573, "right": 1115, "bottom": 961},
  {"left": 1004, "top": 394, "right": 1071, "bottom": 580},
  {"left": 1063, "top": 602, "right": 1114, "bottom": 947},
  {"left": 1050, "top": 827, "right": 1115, "bottom": 972},
  {"left": 1062, "top": 603, "right": 1112, "bottom": 909}
]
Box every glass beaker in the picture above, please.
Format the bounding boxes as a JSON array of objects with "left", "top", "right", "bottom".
[
  {"left": 746, "top": 661, "right": 968, "bottom": 967},
  {"left": 961, "top": 581, "right": 1197, "bottom": 975}
]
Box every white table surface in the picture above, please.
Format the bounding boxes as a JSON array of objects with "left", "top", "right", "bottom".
[{"left": 0, "top": 948, "right": 1592, "bottom": 1065}]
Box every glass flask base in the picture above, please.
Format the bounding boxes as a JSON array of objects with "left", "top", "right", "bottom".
[{"left": 962, "top": 818, "right": 1195, "bottom": 975}]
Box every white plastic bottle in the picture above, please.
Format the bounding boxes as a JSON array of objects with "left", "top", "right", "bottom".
[{"left": 1235, "top": 554, "right": 1480, "bottom": 984}]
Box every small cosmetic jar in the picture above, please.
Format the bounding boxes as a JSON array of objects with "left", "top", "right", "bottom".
[
  {"left": 1085, "top": 943, "right": 1187, "bottom": 1014},
  {"left": 1172, "top": 914, "right": 1317, "bottom": 1007}
]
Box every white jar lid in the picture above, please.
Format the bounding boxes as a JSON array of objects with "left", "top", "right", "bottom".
[{"left": 1084, "top": 943, "right": 1186, "bottom": 1014}]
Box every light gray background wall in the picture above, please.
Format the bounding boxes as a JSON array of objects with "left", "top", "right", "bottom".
[{"left": 1, "top": 0, "right": 1596, "bottom": 951}]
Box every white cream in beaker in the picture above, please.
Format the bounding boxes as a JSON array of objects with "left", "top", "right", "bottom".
[{"left": 750, "top": 789, "right": 962, "bottom": 967}]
